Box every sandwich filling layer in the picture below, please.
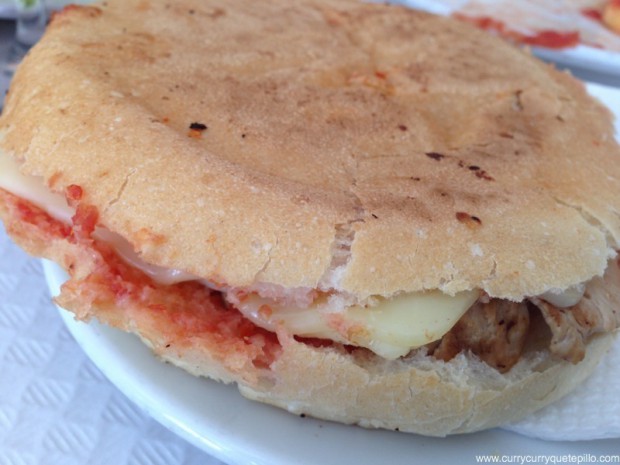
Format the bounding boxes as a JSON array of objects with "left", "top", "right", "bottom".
[{"left": 1, "top": 150, "right": 615, "bottom": 370}]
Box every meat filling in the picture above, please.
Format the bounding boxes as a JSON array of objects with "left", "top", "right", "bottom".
[
  {"left": 431, "top": 256, "right": 620, "bottom": 371},
  {"left": 531, "top": 258, "right": 620, "bottom": 363},
  {"left": 430, "top": 299, "right": 530, "bottom": 373}
]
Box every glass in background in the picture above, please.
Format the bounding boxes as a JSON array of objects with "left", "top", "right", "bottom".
[
  {"left": 0, "top": 0, "right": 47, "bottom": 109},
  {"left": 5, "top": 0, "right": 47, "bottom": 71}
]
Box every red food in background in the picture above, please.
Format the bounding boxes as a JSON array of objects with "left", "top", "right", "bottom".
[{"left": 455, "top": 14, "right": 581, "bottom": 49}]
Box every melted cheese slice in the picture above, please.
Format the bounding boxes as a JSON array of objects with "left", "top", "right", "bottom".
[
  {"left": 0, "top": 152, "right": 74, "bottom": 223},
  {"left": 234, "top": 290, "right": 480, "bottom": 359},
  {"left": 93, "top": 228, "right": 200, "bottom": 285},
  {"left": 0, "top": 152, "right": 200, "bottom": 284},
  {"left": 540, "top": 284, "right": 585, "bottom": 308}
]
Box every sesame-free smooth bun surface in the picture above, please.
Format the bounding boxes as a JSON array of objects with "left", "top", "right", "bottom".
[{"left": 2, "top": 0, "right": 620, "bottom": 298}]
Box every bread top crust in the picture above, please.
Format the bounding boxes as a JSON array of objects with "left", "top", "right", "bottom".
[{"left": 1, "top": 0, "right": 619, "bottom": 299}]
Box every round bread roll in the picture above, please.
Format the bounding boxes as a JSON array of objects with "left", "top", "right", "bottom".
[{"left": 0, "top": 0, "right": 619, "bottom": 436}]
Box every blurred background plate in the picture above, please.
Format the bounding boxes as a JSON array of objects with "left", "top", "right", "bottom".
[{"left": 395, "top": 0, "right": 620, "bottom": 86}]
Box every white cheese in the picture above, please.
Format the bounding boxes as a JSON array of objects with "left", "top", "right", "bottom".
[
  {"left": 540, "top": 283, "right": 585, "bottom": 308},
  {"left": 0, "top": 152, "right": 200, "bottom": 285},
  {"left": 92, "top": 228, "right": 200, "bottom": 285},
  {"left": 234, "top": 290, "right": 480, "bottom": 359},
  {"left": 0, "top": 152, "right": 74, "bottom": 223}
]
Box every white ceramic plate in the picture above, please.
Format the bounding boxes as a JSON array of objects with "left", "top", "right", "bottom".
[
  {"left": 395, "top": 0, "right": 620, "bottom": 83},
  {"left": 43, "top": 82, "right": 620, "bottom": 464}
]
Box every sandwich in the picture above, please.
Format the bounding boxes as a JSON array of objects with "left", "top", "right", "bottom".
[{"left": 1, "top": 0, "right": 619, "bottom": 436}]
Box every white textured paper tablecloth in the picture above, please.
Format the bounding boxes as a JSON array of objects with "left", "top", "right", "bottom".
[{"left": 0, "top": 226, "right": 225, "bottom": 465}]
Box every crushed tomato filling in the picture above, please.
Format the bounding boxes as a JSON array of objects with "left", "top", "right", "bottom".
[
  {"left": 454, "top": 14, "right": 582, "bottom": 49},
  {"left": 1, "top": 188, "right": 280, "bottom": 377}
]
